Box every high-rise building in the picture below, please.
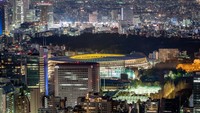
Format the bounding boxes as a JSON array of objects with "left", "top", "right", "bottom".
[
  {"left": 54, "top": 62, "right": 100, "bottom": 107},
  {"left": 4, "top": 1, "right": 12, "bottom": 34},
  {"left": 123, "top": 7, "right": 133, "bottom": 23},
  {"left": 22, "top": 0, "right": 30, "bottom": 22},
  {"left": 26, "top": 55, "right": 40, "bottom": 88},
  {"left": 26, "top": 49, "right": 45, "bottom": 111},
  {"left": 29, "top": 88, "right": 42, "bottom": 113},
  {"left": 0, "top": 1, "right": 5, "bottom": 35},
  {"left": 2, "top": 81, "right": 15, "bottom": 113},
  {"left": 111, "top": 10, "right": 119, "bottom": 21},
  {"left": 0, "top": 78, "right": 9, "bottom": 113},
  {"left": 0, "top": 77, "right": 33, "bottom": 113},
  {"left": 25, "top": 9, "right": 36, "bottom": 22},
  {"left": 0, "top": 88, "right": 6, "bottom": 113},
  {"left": 15, "top": 89, "right": 30, "bottom": 113},
  {"left": 6, "top": 92, "right": 15, "bottom": 113},
  {"left": 0, "top": 52, "right": 26, "bottom": 77},
  {"left": 39, "top": 47, "right": 49, "bottom": 96},
  {"left": 158, "top": 48, "right": 179, "bottom": 62},
  {"left": 35, "top": 2, "right": 53, "bottom": 29},
  {"left": 12, "top": 0, "right": 24, "bottom": 27},
  {"left": 89, "top": 12, "right": 98, "bottom": 23},
  {"left": 132, "top": 15, "right": 141, "bottom": 26},
  {"left": 193, "top": 72, "right": 200, "bottom": 112}
]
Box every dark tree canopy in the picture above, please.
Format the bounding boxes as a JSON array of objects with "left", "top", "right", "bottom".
[{"left": 31, "top": 33, "right": 200, "bottom": 56}]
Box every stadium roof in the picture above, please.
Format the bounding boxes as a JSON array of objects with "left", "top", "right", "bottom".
[{"left": 49, "top": 53, "right": 146, "bottom": 63}]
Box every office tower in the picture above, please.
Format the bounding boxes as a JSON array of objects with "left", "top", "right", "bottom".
[
  {"left": 26, "top": 55, "right": 40, "bottom": 88},
  {"left": 0, "top": 1, "right": 5, "bottom": 35},
  {"left": 4, "top": 1, "right": 12, "bottom": 34},
  {"left": 111, "top": 10, "right": 119, "bottom": 21},
  {"left": 0, "top": 78, "right": 31, "bottom": 113},
  {"left": 0, "top": 78, "right": 9, "bottom": 113},
  {"left": 15, "top": 89, "right": 30, "bottom": 113},
  {"left": 23, "top": 0, "right": 30, "bottom": 22},
  {"left": 29, "top": 88, "right": 42, "bottom": 113},
  {"left": 89, "top": 12, "right": 98, "bottom": 23},
  {"left": 12, "top": 0, "right": 24, "bottom": 27},
  {"left": 193, "top": 72, "right": 200, "bottom": 112},
  {"left": 0, "top": 88, "right": 6, "bottom": 113},
  {"left": 132, "top": 15, "right": 141, "bottom": 26},
  {"left": 158, "top": 48, "right": 179, "bottom": 62},
  {"left": 54, "top": 62, "right": 100, "bottom": 107},
  {"left": 0, "top": 52, "right": 26, "bottom": 77},
  {"left": 35, "top": 2, "right": 53, "bottom": 29},
  {"left": 39, "top": 47, "right": 49, "bottom": 96},
  {"left": 1, "top": 81, "right": 15, "bottom": 113},
  {"left": 25, "top": 9, "right": 36, "bottom": 22},
  {"left": 123, "top": 7, "right": 133, "bottom": 23},
  {"left": 6, "top": 92, "right": 15, "bottom": 113},
  {"left": 38, "top": 46, "right": 53, "bottom": 111}
]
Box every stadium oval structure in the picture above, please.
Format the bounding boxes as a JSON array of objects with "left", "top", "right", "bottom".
[
  {"left": 70, "top": 53, "right": 125, "bottom": 59},
  {"left": 49, "top": 53, "right": 149, "bottom": 79}
]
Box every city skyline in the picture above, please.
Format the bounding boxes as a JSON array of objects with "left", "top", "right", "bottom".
[{"left": 0, "top": 0, "right": 199, "bottom": 113}]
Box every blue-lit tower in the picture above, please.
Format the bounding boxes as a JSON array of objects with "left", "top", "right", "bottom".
[
  {"left": 44, "top": 47, "right": 48, "bottom": 96},
  {"left": 39, "top": 46, "right": 49, "bottom": 96},
  {"left": 39, "top": 46, "right": 49, "bottom": 108},
  {"left": 0, "top": 1, "right": 5, "bottom": 35}
]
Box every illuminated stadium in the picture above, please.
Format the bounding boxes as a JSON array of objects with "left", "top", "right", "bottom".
[{"left": 49, "top": 53, "right": 150, "bottom": 79}]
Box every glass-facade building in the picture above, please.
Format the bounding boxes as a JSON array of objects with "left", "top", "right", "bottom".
[{"left": 26, "top": 56, "right": 40, "bottom": 88}]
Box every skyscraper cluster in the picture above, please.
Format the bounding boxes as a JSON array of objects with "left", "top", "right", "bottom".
[
  {"left": 0, "top": 0, "right": 199, "bottom": 113},
  {"left": 0, "top": 0, "right": 198, "bottom": 37},
  {"left": 3, "top": 0, "right": 53, "bottom": 34}
]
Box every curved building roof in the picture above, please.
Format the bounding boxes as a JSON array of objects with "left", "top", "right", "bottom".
[{"left": 49, "top": 53, "right": 147, "bottom": 63}]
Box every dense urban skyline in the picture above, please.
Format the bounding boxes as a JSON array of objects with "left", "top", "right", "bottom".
[{"left": 0, "top": 0, "right": 199, "bottom": 113}]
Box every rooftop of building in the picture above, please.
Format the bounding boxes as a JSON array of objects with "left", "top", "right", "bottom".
[{"left": 49, "top": 53, "right": 146, "bottom": 63}]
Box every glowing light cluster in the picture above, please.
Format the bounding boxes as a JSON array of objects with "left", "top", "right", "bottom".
[
  {"left": 113, "top": 85, "right": 161, "bottom": 103},
  {"left": 70, "top": 53, "right": 125, "bottom": 59},
  {"left": 176, "top": 59, "right": 200, "bottom": 72}
]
